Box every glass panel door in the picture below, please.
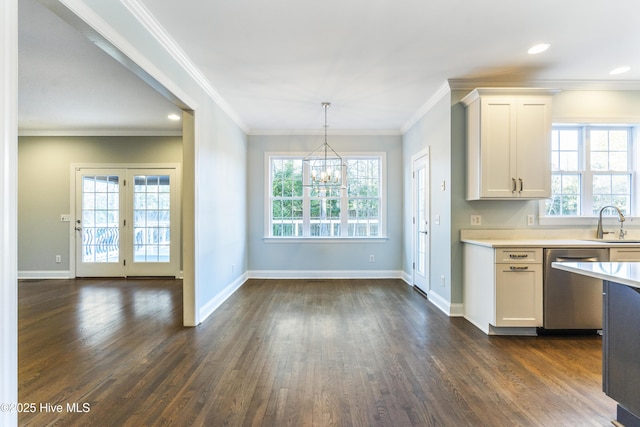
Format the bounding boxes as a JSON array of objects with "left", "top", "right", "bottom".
[
  {"left": 413, "top": 151, "right": 430, "bottom": 292},
  {"left": 75, "top": 169, "right": 125, "bottom": 277},
  {"left": 127, "top": 169, "right": 178, "bottom": 276},
  {"left": 75, "top": 167, "right": 178, "bottom": 278}
]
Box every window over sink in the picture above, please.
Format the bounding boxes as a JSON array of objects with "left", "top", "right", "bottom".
[{"left": 540, "top": 124, "right": 638, "bottom": 224}]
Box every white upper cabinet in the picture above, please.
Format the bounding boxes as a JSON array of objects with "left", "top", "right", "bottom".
[{"left": 462, "top": 88, "right": 556, "bottom": 200}]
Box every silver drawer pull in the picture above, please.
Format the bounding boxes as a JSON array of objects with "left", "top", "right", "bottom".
[
  {"left": 509, "top": 254, "right": 528, "bottom": 258},
  {"left": 509, "top": 266, "right": 529, "bottom": 271}
]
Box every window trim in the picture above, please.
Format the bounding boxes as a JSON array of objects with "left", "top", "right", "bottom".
[
  {"left": 264, "top": 151, "right": 387, "bottom": 239},
  {"left": 539, "top": 123, "right": 639, "bottom": 225}
]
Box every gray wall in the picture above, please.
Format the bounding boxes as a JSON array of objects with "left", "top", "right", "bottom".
[
  {"left": 402, "top": 88, "right": 640, "bottom": 309},
  {"left": 18, "top": 135, "right": 182, "bottom": 273},
  {"left": 409, "top": 88, "right": 640, "bottom": 309},
  {"left": 248, "top": 134, "right": 402, "bottom": 274},
  {"left": 402, "top": 92, "right": 455, "bottom": 303},
  {"left": 78, "top": 0, "right": 250, "bottom": 325}
]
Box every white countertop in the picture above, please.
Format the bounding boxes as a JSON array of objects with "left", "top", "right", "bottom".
[
  {"left": 460, "top": 229, "right": 640, "bottom": 248},
  {"left": 460, "top": 238, "right": 640, "bottom": 248},
  {"left": 552, "top": 261, "right": 640, "bottom": 289}
]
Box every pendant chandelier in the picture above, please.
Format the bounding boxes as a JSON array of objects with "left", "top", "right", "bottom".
[{"left": 303, "top": 102, "right": 347, "bottom": 192}]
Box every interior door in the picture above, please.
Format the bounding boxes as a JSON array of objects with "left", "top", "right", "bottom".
[
  {"left": 75, "top": 169, "right": 125, "bottom": 277},
  {"left": 413, "top": 151, "right": 430, "bottom": 293},
  {"left": 75, "top": 167, "right": 179, "bottom": 277}
]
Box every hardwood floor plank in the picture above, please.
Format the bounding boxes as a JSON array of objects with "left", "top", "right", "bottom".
[{"left": 18, "top": 278, "right": 616, "bottom": 426}]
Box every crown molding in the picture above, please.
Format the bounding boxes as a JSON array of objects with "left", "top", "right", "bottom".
[
  {"left": 249, "top": 129, "right": 402, "bottom": 136},
  {"left": 18, "top": 128, "right": 182, "bottom": 137},
  {"left": 49, "top": 0, "right": 198, "bottom": 111},
  {"left": 120, "top": 0, "right": 248, "bottom": 133},
  {"left": 448, "top": 78, "right": 640, "bottom": 91},
  {"left": 401, "top": 80, "right": 451, "bottom": 134}
]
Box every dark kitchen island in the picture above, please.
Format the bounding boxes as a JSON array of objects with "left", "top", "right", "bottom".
[{"left": 553, "top": 261, "right": 640, "bottom": 427}]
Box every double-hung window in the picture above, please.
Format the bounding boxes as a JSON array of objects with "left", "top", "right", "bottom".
[
  {"left": 267, "top": 153, "right": 385, "bottom": 238},
  {"left": 543, "top": 125, "right": 635, "bottom": 220}
]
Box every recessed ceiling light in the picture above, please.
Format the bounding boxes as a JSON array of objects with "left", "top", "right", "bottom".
[
  {"left": 168, "top": 113, "right": 181, "bottom": 121},
  {"left": 610, "top": 66, "right": 631, "bottom": 75},
  {"left": 527, "top": 43, "right": 551, "bottom": 55}
]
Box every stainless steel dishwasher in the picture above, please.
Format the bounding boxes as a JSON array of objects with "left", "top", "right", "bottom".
[{"left": 543, "top": 248, "right": 609, "bottom": 331}]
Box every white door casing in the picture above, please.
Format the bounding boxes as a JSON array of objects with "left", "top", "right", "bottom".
[
  {"left": 412, "top": 149, "right": 430, "bottom": 293},
  {"left": 73, "top": 165, "right": 180, "bottom": 278}
]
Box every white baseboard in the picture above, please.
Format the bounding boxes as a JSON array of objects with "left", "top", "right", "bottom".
[
  {"left": 426, "top": 290, "right": 464, "bottom": 317},
  {"left": 400, "top": 271, "right": 412, "bottom": 285},
  {"left": 18, "top": 271, "right": 184, "bottom": 280},
  {"left": 18, "top": 271, "right": 72, "bottom": 280},
  {"left": 248, "top": 270, "right": 404, "bottom": 279},
  {"left": 198, "top": 272, "right": 249, "bottom": 324}
]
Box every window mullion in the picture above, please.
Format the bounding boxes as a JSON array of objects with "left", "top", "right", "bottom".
[
  {"left": 302, "top": 160, "right": 310, "bottom": 237},
  {"left": 341, "top": 160, "right": 348, "bottom": 236}
]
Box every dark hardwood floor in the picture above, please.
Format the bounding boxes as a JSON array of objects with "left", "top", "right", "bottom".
[{"left": 18, "top": 278, "right": 616, "bottom": 426}]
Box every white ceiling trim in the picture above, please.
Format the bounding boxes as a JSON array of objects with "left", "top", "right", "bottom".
[
  {"left": 57, "top": 0, "right": 199, "bottom": 110},
  {"left": 401, "top": 81, "right": 451, "bottom": 134},
  {"left": 448, "top": 78, "right": 640, "bottom": 92},
  {"left": 249, "top": 129, "right": 402, "bottom": 137},
  {"left": 18, "top": 128, "right": 183, "bottom": 137},
  {"left": 121, "top": 0, "right": 248, "bottom": 133}
]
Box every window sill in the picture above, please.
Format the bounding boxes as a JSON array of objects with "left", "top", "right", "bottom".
[
  {"left": 538, "top": 216, "right": 640, "bottom": 226},
  {"left": 263, "top": 237, "right": 389, "bottom": 243}
]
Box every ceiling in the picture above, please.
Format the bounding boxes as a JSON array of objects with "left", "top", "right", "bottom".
[{"left": 18, "top": 0, "right": 640, "bottom": 135}]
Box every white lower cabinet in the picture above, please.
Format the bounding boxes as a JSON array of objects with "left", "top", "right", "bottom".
[
  {"left": 464, "top": 244, "right": 543, "bottom": 335},
  {"left": 495, "top": 263, "right": 542, "bottom": 327}
]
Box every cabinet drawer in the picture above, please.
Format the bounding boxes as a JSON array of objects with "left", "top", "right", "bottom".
[
  {"left": 610, "top": 248, "right": 640, "bottom": 261},
  {"left": 496, "top": 248, "right": 542, "bottom": 264}
]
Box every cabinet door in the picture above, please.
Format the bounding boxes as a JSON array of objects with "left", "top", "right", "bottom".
[
  {"left": 480, "top": 97, "right": 517, "bottom": 198},
  {"left": 495, "top": 264, "right": 543, "bottom": 327},
  {"left": 515, "top": 98, "right": 552, "bottom": 198}
]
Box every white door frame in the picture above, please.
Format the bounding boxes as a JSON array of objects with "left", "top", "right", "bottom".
[
  {"left": 69, "top": 163, "right": 181, "bottom": 278},
  {"left": 412, "top": 148, "right": 430, "bottom": 293},
  {"left": 1, "top": 1, "right": 18, "bottom": 425}
]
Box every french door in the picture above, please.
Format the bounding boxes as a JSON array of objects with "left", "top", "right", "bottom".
[
  {"left": 413, "top": 150, "right": 430, "bottom": 293},
  {"left": 75, "top": 167, "right": 179, "bottom": 277}
]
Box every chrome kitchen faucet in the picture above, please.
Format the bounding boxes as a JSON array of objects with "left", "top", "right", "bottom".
[{"left": 596, "top": 205, "right": 626, "bottom": 239}]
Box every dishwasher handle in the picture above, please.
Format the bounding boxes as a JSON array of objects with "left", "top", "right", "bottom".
[{"left": 554, "top": 256, "right": 599, "bottom": 262}]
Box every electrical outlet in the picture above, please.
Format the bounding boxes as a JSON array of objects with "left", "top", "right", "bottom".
[
  {"left": 60, "top": 214, "right": 70, "bottom": 222},
  {"left": 527, "top": 214, "right": 535, "bottom": 226},
  {"left": 470, "top": 215, "right": 481, "bottom": 226},
  {"left": 440, "top": 275, "right": 446, "bottom": 287},
  {"left": 369, "top": 255, "right": 375, "bottom": 263},
  {"left": 55, "top": 255, "right": 61, "bottom": 263}
]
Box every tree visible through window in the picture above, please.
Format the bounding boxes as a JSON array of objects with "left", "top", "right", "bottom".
[
  {"left": 545, "top": 126, "right": 633, "bottom": 217},
  {"left": 268, "top": 154, "right": 384, "bottom": 238}
]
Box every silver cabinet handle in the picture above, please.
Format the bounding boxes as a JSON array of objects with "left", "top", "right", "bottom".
[
  {"left": 509, "top": 266, "right": 529, "bottom": 271},
  {"left": 518, "top": 178, "right": 523, "bottom": 193},
  {"left": 509, "top": 254, "right": 528, "bottom": 259},
  {"left": 512, "top": 178, "right": 517, "bottom": 193}
]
